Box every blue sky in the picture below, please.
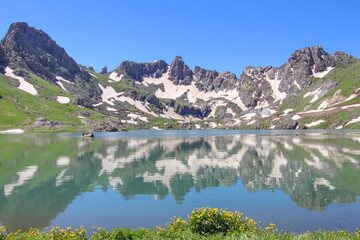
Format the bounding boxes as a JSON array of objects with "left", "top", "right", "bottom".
[{"left": 1, "top": 0, "right": 359, "bottom": 76}]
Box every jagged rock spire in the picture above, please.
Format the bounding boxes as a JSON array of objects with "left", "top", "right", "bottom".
[{"left": 168, "top": 56, "right": 193, "bottom": 85}]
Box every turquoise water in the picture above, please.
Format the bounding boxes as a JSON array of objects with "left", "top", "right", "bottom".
[{"left": 0, "top": 130, "right": 359, "bottom": 233}]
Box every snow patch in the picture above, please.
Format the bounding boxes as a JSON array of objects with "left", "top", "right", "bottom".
[
  {"left": 56, "top": 96, "right": 70, "bottom": 104},
  {"left": 128, "top": 113, "right": 148, "bottom": 122},
  {"left": 292, "top": 115, "right": 301, "bottom": 120},
  {"left": 109, "top": 72, "right": 124, "bottom": 82},
  {"left": 312, "top": 66, "right": 334, "bottom": 78},
  {"left": 209, "top": 122, "right": 218, "bottom": 128},
  {"left": 56, "top": 76, "right": 73, "bottom": 84},
  {"left": 303, "top": 88, "right": 322, "bottom": 103},
  {"left": 233, "top": 119, "right": 241, "bottom": 125},
  {"left": 89, "top": 73, "right": 98, "bottom": 79},
  {"left": 294, "top": 81, "right": 301, "bottom": 90},
  {"left": 317, "top": 100, "right": 328, "bottom": 110},
  {"left": 5, "top": 67, "right": 38, "bottom": 95},
  {"left": 247, "top": 120, "right": 256, "bottom": 125},
  {"left": 341, "top": 103, "right": 360, "bottom": 110},
  {"left": 345, "top": 116, "right": 360, "bottom": 126},
  {"left": 265, "top": 72, "right": 287, "bottom": 103},
  {"left": 283, "top": 109, "right": 293, "bottom": 115},
  {"left": 107, "top": 107, "right": 117, "bottom": 112},
  {"left": 56, "top": 81, "right": 68, "bottom": 92},
  {"left": 98, "top": 84, "right": 121, "bottom": 101},
  {"left": 305, "top": 120, "right": 325, "bottom": 128},
  {"left": 226, "top": 107, "right": 235, "bottom": 116}
]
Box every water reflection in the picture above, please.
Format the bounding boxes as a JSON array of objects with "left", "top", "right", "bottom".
[{"left": 0, "top": 131, "right": 359, "bottom": 231}]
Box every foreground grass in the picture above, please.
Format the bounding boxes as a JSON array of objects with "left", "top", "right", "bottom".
[{"left": 0, "top": 208, "right": 359, "bottom": 239}]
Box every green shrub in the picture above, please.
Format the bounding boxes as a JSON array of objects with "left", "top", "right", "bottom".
[
  {"left": 167, "top": 207, "right": 259, "bottom": 235},
  {"left": 189, "top": 207, "right": 258, "bottom": 235}
]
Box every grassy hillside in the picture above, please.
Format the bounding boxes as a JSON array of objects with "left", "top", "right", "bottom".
[{"left": 0, "top": 73, "right": 103, "bottom": 131}]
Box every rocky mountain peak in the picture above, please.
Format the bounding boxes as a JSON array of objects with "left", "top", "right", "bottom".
[
  {"left": 193, "top": 65, "right": 239, "bottom": 93},
  {"left": 113, "top": 59, "right": 168, "bottom": 81},
  {"left": 0, "top": 22, "right": 86, "bottom": 84},
  {"left": 0, "top": 22, "right": 101, "bottom": 100},
  {"left": 168, "top": 56, "right": 193, "bottom": 85},
  {"left": 277, "top": 45, "right": 335, "bottom": 95}
]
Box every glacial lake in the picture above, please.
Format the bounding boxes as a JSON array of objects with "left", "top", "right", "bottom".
[{"left": 0, "top": 129, "right": 359, "bottom": 234}]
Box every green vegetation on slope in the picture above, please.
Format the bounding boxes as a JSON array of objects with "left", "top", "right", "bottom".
[{"left": 0, "top": 73, "right": 103, "bottom": 130}]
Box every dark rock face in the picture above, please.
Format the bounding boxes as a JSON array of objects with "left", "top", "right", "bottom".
[
  {"left": 13, "top": 69, "right": 30, "bottom": 78},
  {"left": 113, "top": 60, "right": 168, "bottom": 81},
  {"left": 72, "top": 95, "right": 95, "bottom": 109},
  {"left": 215, "top": 108, "right": 227, "bottom": 118},
  {"left": 237, "top": 66, "right": 273, "bottom": 108},
  {"left": 101, "top": 66, "right": 108, "bottom": 75},
  {"left": 0, "top": 45, "right": 8, "bottom": 73},
  {"left": 193, "top": 66, "right": 219, "bottom": 92},
  {"left": 0, "top": 22, "right": 101, "bottom": 99},
  {"left": 146, "top": 93, "right": 161, "bottom": 108},
  {"left": 0, "top": 45, "right": 8, "bottom": 66},
  {"left": 213, "top": 71, "right": 238, "bottom": 91},
  {"left": 168, "top": 56, "right": 193, "bottom": 85},
  {"left": 193, "top": 66, "right": 238, "bottom": 92},
  {"left": 174, "top": 103, "right": 210, "bottom": 119},
  {"left": 200, "top": 104, "right": 211, "bottom": 117}
]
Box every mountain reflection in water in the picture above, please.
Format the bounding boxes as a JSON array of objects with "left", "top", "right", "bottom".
[{"left": 0, "top": 131, "right": 359, "bottom": 232}]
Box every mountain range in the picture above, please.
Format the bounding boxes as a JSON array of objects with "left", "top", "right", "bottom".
[{"left": 0, "top": 22, "right": 359, "bottom": 132}]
